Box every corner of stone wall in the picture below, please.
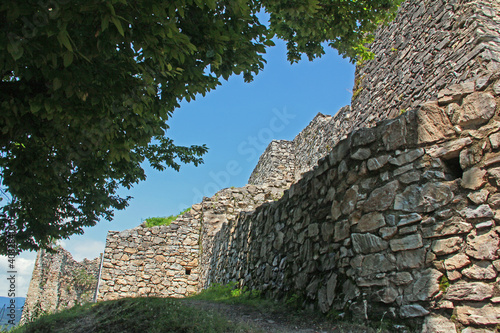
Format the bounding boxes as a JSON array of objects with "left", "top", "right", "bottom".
[{"left": 20, "top": 247, "right": 101, "bottom": 325}]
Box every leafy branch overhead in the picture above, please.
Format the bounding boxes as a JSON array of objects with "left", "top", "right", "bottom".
[{"left": 0, "top": 0, "right": 401, "bottom": 253}]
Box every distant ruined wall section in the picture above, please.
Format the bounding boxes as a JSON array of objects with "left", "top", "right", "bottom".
[
  {"left": 247, "top": 140, "right": 295, "bottom": 186},
  {"left": 249, "top": 110, "right": 350, "bottom": 185},
  {"left": 21, "top": 248, "right": 100, "bottom": 324}
]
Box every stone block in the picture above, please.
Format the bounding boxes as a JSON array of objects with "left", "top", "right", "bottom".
[
  {"left": 445, "top": 281, "right": 494, "bottom": 301},
  {"left": 452, "top": 92, "right": 496, "bottom": 128},
  {"left": 421, "top": 216, "right": 472, "bottom": 238},
  {"left": 364, "top": 180, "right": 399, "bottom": 212},
  {"left": 400, "top": 304, "right": 430, "bottom": 318},
  {"left": 461, "top": 167, "right": 487, "bottom": 190},
  {"left": 390, "top": 234, "right": 423, "bottom": 252},
  {"left": 354, "top": 212, "right": 386, "bottom": 233},
  {"left": 396, "top": 248, "right": 426, "bottom": 269},
  {"left": 456, "top": 304, "right": 500, "bottom": 326},
  {"left": 367, "top": 155, "right": 389, "bottom": 171},
  {"left": 466, "top": 230, "right": 500, "bottom": 260},
  {"left": 462, "top": 261, "right": 497, "bottom": 280},
  {"left": 352, "top": 233, "right": 389, "bottom": 254},
  {"left": 394, "top": 182, "right": 453, "bottom": 212},
  {"left": 444, "top": 253, "right": 471, "bottom": 271},
  {"left": 417, "top": 102, "right": 454, "bottom": 144},
  {"left": 382, "top": 117, "right": 407, "bottom": 151},
  {"left": 389, "top": 148, "right": 425, "bottom": 166},
  {"left": 432, "top": 236, "right": 463, "bottom": 255},
  {"left": 351, "top": 253, "right": 395, "bottom": 277},
  {"left": 427, "top": 137, "right": 472, "bottom": 158},
  {"left": 421, "top": 314, "right": 457, "bottom": 333}
]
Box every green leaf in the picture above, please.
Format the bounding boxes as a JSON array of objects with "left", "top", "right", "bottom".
[
  {"left": 7, "top": 43, "right": 23, "bottom": 60},
  {"left": 63, "top": 51, "right": 74, "bottom": 67},
  {"left": 53, "top": 78, "right": 62, "bottom": 90},
  {"left": 57, "top": 30, "right": 73, "bottom": 52},
  {"left": 111, "top": 16, "right": 125, "bottom": 36}
]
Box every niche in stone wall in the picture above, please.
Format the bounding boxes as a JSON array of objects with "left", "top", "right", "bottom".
[{"left": 441, "top": 156, "right": 463, "bottom": 180}]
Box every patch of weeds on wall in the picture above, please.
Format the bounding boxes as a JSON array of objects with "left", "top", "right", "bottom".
[
  {"left": 439, "top": 275, "right": 450, "bottom": 292},
  {"left": 144, "top": 207, "right": 191, "bottom": 227},
  {"left": 352, "top": 74, "right": 366, "bottom": 101}
]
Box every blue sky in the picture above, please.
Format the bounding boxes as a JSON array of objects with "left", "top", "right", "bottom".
[{"left": 0, "top": 38, "right": 355, "bottom": 297}]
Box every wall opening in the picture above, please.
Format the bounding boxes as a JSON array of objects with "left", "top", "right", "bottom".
[
  {"left": 442, "top": 157, "right": 463, "bottom": 180},
  {"left": 185, "top": 268, "right": 191, "bottom": 275}
]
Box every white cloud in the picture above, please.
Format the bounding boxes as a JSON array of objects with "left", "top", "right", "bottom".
[
  {"left": 0, "top": 251, "right": 37, "bottom": 297},
  {"left": 66, "top": 239, "right": 105, "bottom": 262}
]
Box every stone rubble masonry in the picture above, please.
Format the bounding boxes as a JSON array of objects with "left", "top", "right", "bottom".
[
  {"left": 248, "top": 111, "right": 347, "bottom": 185},
  {"left": 207, "top": 75, "right": 500, "bottom": 331},
  {"left": 97, "top": 183, "right": 286, "bottom": 300},
  {"left": 248, "top": 0, "right": 500, "bottom": 187},
  {"left": 24, "top": 0, "right": 500, "bottom": 332},
  {"left": 20, "top": 248, "right": 100, "bottom": 324}
]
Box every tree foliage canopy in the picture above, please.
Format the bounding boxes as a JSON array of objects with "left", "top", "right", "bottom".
[{"left": 0, "top": 0, "right": 401, "bottom": 253}]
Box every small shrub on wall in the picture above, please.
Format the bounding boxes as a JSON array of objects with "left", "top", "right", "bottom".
[{"left": 144, "top": 208, "right": 191, "bottom": 227}]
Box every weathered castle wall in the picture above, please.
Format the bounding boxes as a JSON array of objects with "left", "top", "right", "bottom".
[
  {"left": 97, "top": 183, "right": 286, "bottom": 300},
  {"left": 97, "top": 211, "right": 201, "bottom": 301},
  {"left": 248, "top": 140, "right": 295, "bottom": 186},
  {"left": 348, "top": 0, "right": 500, "bottom": 140},
  {"left": 249, "top": 110, "right": 350, "bottom": 185},
  {"left": 207, "top": 75, "right": 500, "bottom": 331},
  {"left": 248, "top": 0, "right": 500, "bottom": 189},
  {"left": 197, "top": 184, "right": 286, "bottom": 289},
  {"left": 20, "top": 248, "right": 100, "bottom": 324}
]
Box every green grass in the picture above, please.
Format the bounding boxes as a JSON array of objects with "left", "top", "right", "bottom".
[
  {"left": 144, "top": 208, "right": 191, "bottom": 227},
  {"left": 189, "top": 282, "right": 268, "bottom": 309},
  {"left": 8, "top": 297, "right": 254, "bottom": 333}
]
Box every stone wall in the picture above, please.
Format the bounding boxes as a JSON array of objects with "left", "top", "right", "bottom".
[
  {"left": 247, "top": 140, "right": 295, "bottom": 186},
  {"left": 197, "top": 184, "right": 286, "bottom": 289},
  {"left": 206, "top": 75, "right": 500, "bottom": 331},
  {"left": 347, "top": 0, "right": 500, "bottom": 141},
  {"left": 97, "top": 210, "right": 201, "bottom": 301},
  {"left": 20, "top": 248, "right": 100, "bottom": 324},
  {"left": 88, "top": 0, "right": 500, "bottom": 331},
  {"left": 97, "top": 183, "right": 286, "bottom": 299},
  {"left": 249, "top": 111, "right": 350, "bottom": 186}
]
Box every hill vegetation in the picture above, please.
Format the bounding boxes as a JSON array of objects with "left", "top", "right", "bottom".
[{"left": 5, "top": 283, "right": 414, "bottom": 333}]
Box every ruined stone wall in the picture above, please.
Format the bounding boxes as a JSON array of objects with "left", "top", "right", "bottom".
[
  {"left": 248, "top": 110, "right": 350, "bottom": 186},
  {"left": 97, "top": 183, "right": 286, "bottom": 299},
  {"left": 348, "top": 0, "right": 500, "bottom": 140},
  {"left": 247, "top": 140, "right": 295, "bottom": 186},
  {"left": 97, "top": 210, "right": 201, "bottom": 301},
  {"left": 207, "top": 75, "right": 500, "bottom": 331},
  {"left": 197, "top": 184, "right": 286, "bottom": 289},
  {"left": 248, "top": 0, "right": 500, "bottom": 188},
  {"left": 20, "top": 248, "right": 100, "bottom": 324}
]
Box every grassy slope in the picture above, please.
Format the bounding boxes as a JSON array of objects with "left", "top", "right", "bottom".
[
  {"left": 7, "top": 284, "right": 414, "bottom": 333},
  {"left": 8, "top": 297, "right": 255, "bottom": 333}
]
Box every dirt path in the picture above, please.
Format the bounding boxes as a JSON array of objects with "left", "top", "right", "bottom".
[{"left": 182, "top": 300, "right": 384, "bottom": 333}]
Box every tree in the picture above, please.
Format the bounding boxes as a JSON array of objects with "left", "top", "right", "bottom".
[{"left": 0, "top": 0, "right": 402, "bottom": 253}]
